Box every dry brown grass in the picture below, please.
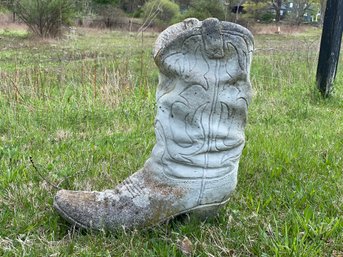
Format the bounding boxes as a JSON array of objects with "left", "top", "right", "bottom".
[
  {"left": 1, "top": 12, "right": 318, "bottom": 37},
  {"left": 251, "top": 23, "right": 318, "bottom": 35},
  {"left": 0, "top": 13, "right": 27, "bottom": 30}
]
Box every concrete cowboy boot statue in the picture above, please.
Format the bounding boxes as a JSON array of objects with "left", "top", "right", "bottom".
[{"left": 54, "top": 18, "right": 254, "bottom": 231}]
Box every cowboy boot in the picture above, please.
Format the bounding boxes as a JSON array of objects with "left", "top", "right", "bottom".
[{"left": 53, "top": 18, "right": 254, "bottom": 231}]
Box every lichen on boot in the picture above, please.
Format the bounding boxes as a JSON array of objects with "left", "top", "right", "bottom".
[{"left": 54, "top": 18, "right": 254, "bottom": 231}]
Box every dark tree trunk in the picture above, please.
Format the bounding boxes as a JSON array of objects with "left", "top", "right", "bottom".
[
  {"left": 272, "top": 0, "right": 282, "bottom": 22},
  {"left": 275, "top": 8, "right": 281, "bottom": 22},
  {"left": 316, "top": 0, "right": 343, "bottom": 97}
]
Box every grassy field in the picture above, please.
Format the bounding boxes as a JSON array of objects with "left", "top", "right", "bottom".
[{"left": 0, "top": 25, "right": 342, "bottom": 256}]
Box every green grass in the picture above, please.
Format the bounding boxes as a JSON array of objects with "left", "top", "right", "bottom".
[{"left": 0, "top": 27, "right": 342, "bottom": 256}]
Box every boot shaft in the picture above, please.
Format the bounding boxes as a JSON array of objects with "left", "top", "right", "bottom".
[{"left": 151, "top": 18, "right": 254, "bottom": 180}]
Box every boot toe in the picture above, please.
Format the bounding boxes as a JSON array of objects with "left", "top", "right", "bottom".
[{"left": 53, "top": 189, "right": 100, "bottom": 229}]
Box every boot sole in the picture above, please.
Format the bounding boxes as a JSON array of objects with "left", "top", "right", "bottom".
[
  {"left": 185, "top": 199, "right": 230, "bottom": 220},
  {"left": 53, "top": 198, "right": 230, "bottom": 231}
]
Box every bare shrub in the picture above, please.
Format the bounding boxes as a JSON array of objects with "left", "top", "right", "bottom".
[{"left": 2, "top": 0, "right": 75, "bottom": 37}]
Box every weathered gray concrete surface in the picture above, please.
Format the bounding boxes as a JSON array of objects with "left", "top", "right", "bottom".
[{"left": 54, "top": 18, "right": 254, "bottom": 231}]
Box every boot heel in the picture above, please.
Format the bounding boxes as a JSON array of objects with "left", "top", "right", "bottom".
[{"left": 189, "top": 204, "right": 224, "bottom": 220}]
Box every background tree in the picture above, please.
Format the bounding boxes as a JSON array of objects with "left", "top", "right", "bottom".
[
  {"left": 73, "top": 0, "right": 93, "bottom": 16},
  {"left": 119, "top": 0, "right": 146, "bottom": 14},
  {"left": 182, "top": 0, "right": 226, "bottom": 21},
  {"left": 271, "top": 0, "right": 282, "bottom": 22},
  {"left": 92, "top": 0, "right": 118, "bottom": 4},
  {"left": 288, "top": 0, "right": 319, "bottom": 25},
  {"left": 142, "top": 0, "right": 180, "bottom": 27},
  {"left": 244, "top": 0, "right": 271, "bottom": 22},
  {"left": 1, "top": 0, "right": 17, "bottom": 21},
  {"left": 0, "top": 0, "right": 326, "bottom": 29},
  {"left": 174, "top": 0, "right": 191, "bottom": 11}
]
